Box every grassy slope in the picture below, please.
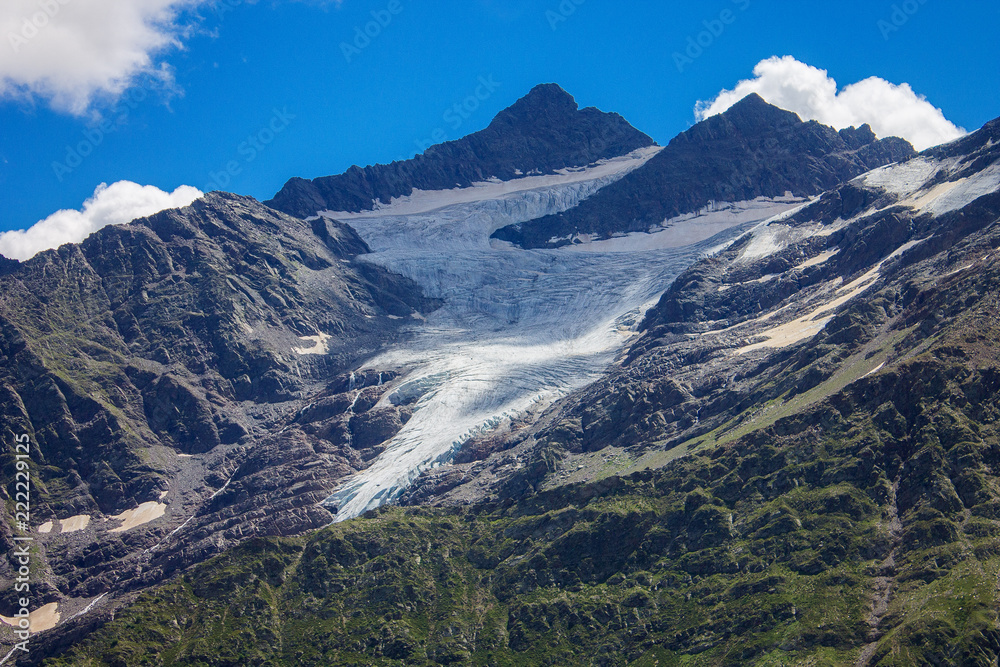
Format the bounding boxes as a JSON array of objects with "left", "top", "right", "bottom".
[{"left": 43, "top": 311, "right": 1000, "bottom": 665}]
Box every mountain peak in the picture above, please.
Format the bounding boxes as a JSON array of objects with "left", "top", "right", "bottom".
[
  {"left": 839, "top": 123, "right": 878, "bottom": 149},
  {"left": 732, "top": 91, "right": 767, "bottom": 106},
  {"left": 486, "top": 83, "right": 580, "bottom": 131},
  {"left": 266, "top": 83, "right": 653, "bottom": 218},
  {"left": 526, "top": 82, "right": 577, "bottom": 105},
  {"left": 718, "top": 92, "right": 802, "bottom": 129}
]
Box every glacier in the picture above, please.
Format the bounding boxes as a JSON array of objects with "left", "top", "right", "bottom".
[{"left": 318, "top": 150, "right": 803, "bottom": 520}]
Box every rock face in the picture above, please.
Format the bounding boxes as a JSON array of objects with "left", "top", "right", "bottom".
[
  {"left": 265, "top": 83, "right": 655, "bottom": 218},
  {"left": 491, "top": 94, "right": 916, "bottom": 248}
]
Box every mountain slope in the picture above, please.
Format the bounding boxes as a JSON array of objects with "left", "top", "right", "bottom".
[
  {"left": 6, "top": 87, "right": 1000, "bottom": 665},
  {"left": 42, "top": 284, "right": 1000, "bottom": 665},
  {"left": 0, "top": 87, "right": 669, "bottom": 657},
  {"left": 411, "top": 110, "right": 1000, "bottom": 506},
  {"left": 491, "top": 94, "right": 916, "bottom": 249},
  {"left": 0, "top": 192, "right": 439, "bottom": 628},
  {"left": 36, "top": 113, "right": 1000, "bottom": 667},
  {"left": 265, "top": 83, "right": 655, "bottom": 219}
]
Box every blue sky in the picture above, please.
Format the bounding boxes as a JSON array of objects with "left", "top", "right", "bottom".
[{"left": 1, "top": 0, "right": 998, "bottom": 240}]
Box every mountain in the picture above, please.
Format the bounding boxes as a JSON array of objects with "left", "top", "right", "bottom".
[
  {"left": 405, "top": 112, "right": 1000, "bottom": 508},
  {"left": 0, "top": 86, "right": 667, "bottom": 662},
  {"left": 265, "top": 83, "right": 655, "bottom": 218},
  {"left": 6, "top": 86, "right": 1000, "bottom": 666},
  {"left": 491, "top": 93, "right": 916, "bottom": 248},
  {"left": 0, "top": 192, "right": 439, "bottom": 629},
  {"left": 384, "top": 113, "right": 1000, "bottom": 662}
]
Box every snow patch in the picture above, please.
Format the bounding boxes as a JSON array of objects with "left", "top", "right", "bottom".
[
  {"left": 109, "top": 502, "right": 166, "bottom": 532},
  {"left": 60, "top": 515, "right": 91, "bottom": 533},
  {"left": 563, "top": 197, "right": 804, "bottom": 254},
  {"left": 1, "top": 602, "right": 60, "bottom": 633},
  {"left": 916, "top": 164, "right": 1000, "bottom": 216},
  {"left": 37, "top": 514, "right": 91, "bottom": 534},
  {"left": 293, "top": 332, "right": 332, "bottom": 356},
  {"left": 726, "top": 197, "right": 825, "bottom": 263},
  {"left": 860, "top": 157, "right": 941, "bottom": 195},
  {"left": 863, "top": 362, "right": 886, "bottom": 378},
  {"left": 860, "top": 156, "right": 1000, "bottom": 216},
  {"left": 317, "top": 146, "right": 662, "bottom": 220},
  {"left": 795, "top": 249, "right": 839, "bottom": 270},
  {"left": 737, "top": 239, "right": 925, "bottom": 353},
  {"left": 740, "top": 224, "right": 792, "bottom": 261}
]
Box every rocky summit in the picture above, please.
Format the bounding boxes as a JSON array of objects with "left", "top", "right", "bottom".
[
  {"left": 2, "top": 83, "right": 1000, "bottom": 666},
  {"left": 265, "top": 83, "right": 655, "bottom": 219}
]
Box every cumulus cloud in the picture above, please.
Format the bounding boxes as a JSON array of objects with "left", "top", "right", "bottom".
[
  {"left": 0, "top": 0, "right": 209, "bottom": 114},
  {"left": 695, "top": 56, "right": 966, "bottom": 151},
  {"left": 0, "top": 181, "right": 202, "bottom": 261}
]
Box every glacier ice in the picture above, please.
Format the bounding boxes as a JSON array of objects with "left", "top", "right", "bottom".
[
  {"left": 860, "top": 156, "right": 1000, "bottom": 217},
  {"left": 319, "top": 153, "right": 804, "bottom": 520}
]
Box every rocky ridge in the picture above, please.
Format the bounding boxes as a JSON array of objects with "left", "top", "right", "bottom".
[
  {"left": 403, "top": 111, "right": 1000, "bottom": 511},
  {"left": 265, "top": 83, "right": 655, "bottom": 218},
  {"left": 491, "top": 93, "right": 916, "bottom": 248},
  {"left": 0, "top": 192, "right": 437, "bottom": 634}
]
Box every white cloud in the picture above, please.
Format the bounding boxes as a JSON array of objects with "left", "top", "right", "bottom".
[
  {"left": 0, "top": 0, "right": 346, "bottom": 114},
  {"left": 695, "top": 56, "right": 966, "bottom": 151},
  {"left": 0, "top": 181, "right": 202, "bottom": 261},
  {"left": 0, "top": 0, "right": 208, "bottom": 115}
]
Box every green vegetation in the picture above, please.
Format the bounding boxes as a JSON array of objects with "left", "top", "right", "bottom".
[{"left": 45, "top": 343, "right": 1000, "bottom": 665}]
